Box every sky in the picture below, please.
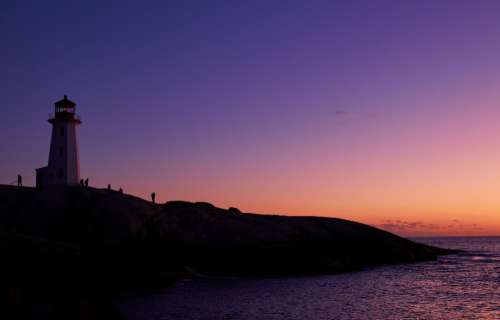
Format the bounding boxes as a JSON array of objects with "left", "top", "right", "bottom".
[{"left": 2, "top": 0, "right": 500, "bottom": 236}]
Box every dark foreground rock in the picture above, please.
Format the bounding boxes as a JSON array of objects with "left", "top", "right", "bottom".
[{"left": 0, "top": 185, "right": 457, "bottom": 319}]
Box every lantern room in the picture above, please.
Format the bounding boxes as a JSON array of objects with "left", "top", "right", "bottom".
[
  {"left": 51, "top": 95, "right": 80, "bottom": 123},
  {"left": 55, "top": 95, "right": 76, "bottom": 113}
]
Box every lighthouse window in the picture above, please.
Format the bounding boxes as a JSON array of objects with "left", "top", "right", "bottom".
[
  {"left": 60, "top": 128, "right": 65, "bottom": 136},
  {"left": 58, "top": 168, "right": 63, "bottom": 178},
  {"left": 59, "top": 147, "right": 64, "bottom": 156}
]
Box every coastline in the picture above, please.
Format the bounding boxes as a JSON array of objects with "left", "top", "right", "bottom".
[{"left": 0, "top": 185, "right": 458, "bottom": 319}]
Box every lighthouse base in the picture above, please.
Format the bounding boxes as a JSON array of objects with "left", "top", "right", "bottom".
[
  {"left": 36, "top": 166, "right": 79, "bottom": 188},
  {"left": 36, "top": 166, "right": 49, "bottom": 188}
]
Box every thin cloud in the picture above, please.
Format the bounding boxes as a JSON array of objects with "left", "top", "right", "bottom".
[
  {"left": 334, "top": 110, "right": 349, "bottom": 116},
  {"left": 377, "top": 220, "right": 441, "bottom": 232},
  {"left": 376, "top": 219, "right": 483, "bottom": 235}
]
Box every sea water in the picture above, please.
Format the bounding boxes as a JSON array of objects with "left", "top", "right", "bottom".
[{"left": 116, "top": 237, "right": 500, "bottom": 319}]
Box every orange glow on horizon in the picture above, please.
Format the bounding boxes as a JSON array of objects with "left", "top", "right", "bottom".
[{"left": 84, "top": 83, "right": 500, "bottom": 238}]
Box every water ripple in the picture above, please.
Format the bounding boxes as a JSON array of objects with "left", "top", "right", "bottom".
[{"left": 116, "top": 237, "right": 500, "bottom": 320}]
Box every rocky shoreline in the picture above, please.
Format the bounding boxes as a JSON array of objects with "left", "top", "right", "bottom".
[{"left": 0, "top": 185, "right": 457, "bottom": 319}]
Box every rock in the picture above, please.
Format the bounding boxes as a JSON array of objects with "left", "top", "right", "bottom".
[
  {"left": 0, "top": 184, "right": 458, "bottom": 314},
  {"left": 228, "top": 207, "right": 241, "bottom": 214}
]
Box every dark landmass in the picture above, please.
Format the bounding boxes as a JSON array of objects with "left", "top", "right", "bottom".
[{"left": 0, "top": 185, "right": 456, "bottom": 319}]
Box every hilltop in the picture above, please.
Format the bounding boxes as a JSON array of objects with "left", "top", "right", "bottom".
[{"left": 0, "top": 185, "right": 455, "bottom": 319}]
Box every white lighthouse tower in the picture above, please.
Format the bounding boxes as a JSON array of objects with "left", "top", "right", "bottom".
[{"left": 36, "top": 95, "right": 82, "bottom": 187}]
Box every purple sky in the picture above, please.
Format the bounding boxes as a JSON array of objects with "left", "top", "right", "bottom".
[{"left": 3, "top": 1, "right": 500, "bottom": 235}]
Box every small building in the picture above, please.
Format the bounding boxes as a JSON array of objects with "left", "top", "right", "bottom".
[{"left": 36, "top": 95, "right": 82, "bottom": 187}]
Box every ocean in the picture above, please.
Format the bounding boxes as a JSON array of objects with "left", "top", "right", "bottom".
[{"left": 116, "top": 237, "right": 500, "bottom": 319}]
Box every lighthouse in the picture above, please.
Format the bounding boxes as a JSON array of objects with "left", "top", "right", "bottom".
[{"left": 36, "top": 95, "right": 81, "bottom": 187}]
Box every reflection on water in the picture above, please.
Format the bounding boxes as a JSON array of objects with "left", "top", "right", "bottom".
[{"left": 116, "top": 237, "right": 500, "bottom": 320}]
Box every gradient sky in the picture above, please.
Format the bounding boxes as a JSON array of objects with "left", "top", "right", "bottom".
[{"left": 3, "top": 1, "right": 500, "bottom": 236}]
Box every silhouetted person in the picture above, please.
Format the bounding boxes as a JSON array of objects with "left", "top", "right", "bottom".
[
  {"left": 107, "top": 184, "right": 111, "bottom": 191},
  {"left": 17, "top": 174, "right": 22, "bottom": 187},
  {"left": 80, "top": 179, "right": 84, "bottom": 187},
  {"left": 151, "top": 192, "right": 156, "bottom": 203},
  {"left": 84, "top": 178, "right": 89, "bottom": 188},
  {"left": 118, "top": 187, "right": 123, "bottom": 194}
]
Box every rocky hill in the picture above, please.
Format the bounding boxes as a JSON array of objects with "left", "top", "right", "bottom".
[{"left": 0, "top": 185, "right": 455, "bottom": 319}]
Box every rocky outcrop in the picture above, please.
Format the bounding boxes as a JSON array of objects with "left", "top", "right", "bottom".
[{"left": 0, "top": 185, "right": 456, "bottom": 319}]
